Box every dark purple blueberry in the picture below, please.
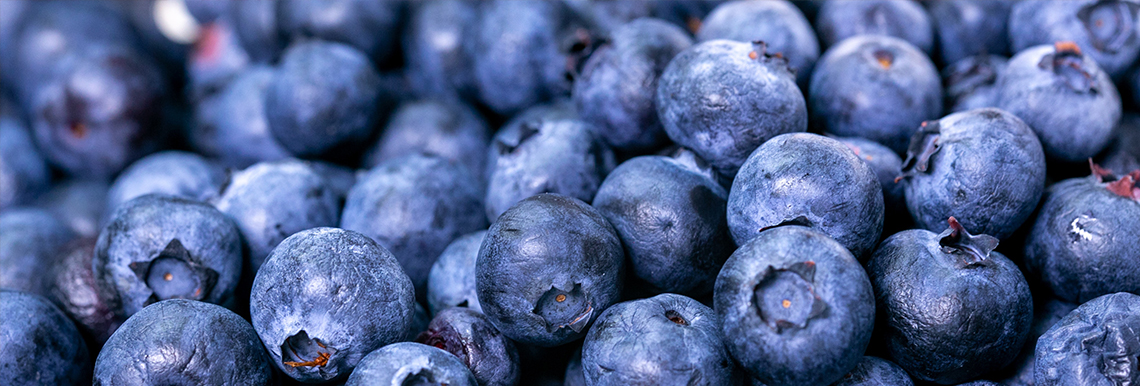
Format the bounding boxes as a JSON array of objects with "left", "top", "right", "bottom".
[
  {"left": 46, "top": 237, "right": 120, "bottom": 345},
  {"left": 416, "top": 307, "right": 521, "bottom": 386}
]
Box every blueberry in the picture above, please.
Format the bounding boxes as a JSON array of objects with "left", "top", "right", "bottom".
[
  {"left": 106, "top": 151, "right": 224, "bottom": 216},
  {"left": 583, "top": 293, "right": 736, "bottom": 385},
  {"left": 35, "top": 179, "right": 109, "bottom": 238},
  {"left": 942, "top": 55, "right": 1008, "bottom": 113},
  {"left": 485, "top": 117, "right": 614, "bottom": 221},
  {"left": 476, "top": 194, "right": 624, "bottom": 347},
  {"left": 574, "top": 18, "right": 693, "bottom": 152},
  {"left": 927, "top": 0, "right": 1012, "bottom": 65},
  {"left": 404, "top": 0, "right": 480, "bottom": 101},
  {"left": 1096, "top": 113, "right": 1140, "bottom": 174},
  {"left": 0, "top": 289, "right": 90, "bottom": 386},
  {"left": 416, "top": 307, "right": 521, "bottom": 386},
  {"left": 191, "top": 65, "right": 289, "bottom": 168},
  {"left": 214, "top": 159, "right": 341, "bottom": 272},
  {"left": 657, "top": 39, "right": 807, "bottom": 177},
  {"left": 362, "top": 100, "right": 491, "bottom": 180},
  {"left": 250, "top": 227, "right": 415, "bottom": 383},
  {"left": 230, "top": 0, "right": 285, "bottom": 63},
  {"left": 1033, "top": 292, "right": 1140, "bottom": 386},
  {"left": 867, "top": 218, "right": 1032, "bottom": 384},
  {"left": 831, "top": 356, "right": 914, "bottom": 386},
  {"left": 186, "top": 17, "right": 253, "bottom": 99},
  {"left": 897, "top": 108, "right": 1046, "bottom": 240},
  {"left": 697, "top": 0, "right": 819, "bottom": 87},
  {"left": 816, "top": 0, "right": 934, "bottom": 55},
  {"left": 1023, "top": 165, "right": 1140, "bottom": 303},
  {"left": 564, "top": 349, "right": 586, "bottom": 386},
  {"left": 0, "top": 208, "right": 77, "bottom": 296},
  {"left": 427, "top": 230, "right": 487, "bottom": 315},
  {"left": 0, "top": 115, "right": 50, "bottom": 210},
  {"left": 728, "top": 133, "right": 884, "bottom": 259},
  {"left": 836, "top": 137, "right": 909, "bottom": 233},
  {"left": 991, "top": 299, "right": 1077, "bottom": 386},
  {"left": 345, "top": 342, "right": 479, "bottom": 386},
  {"left": 715, "top": 225, "right": 875, "bottom": 386},
  {"left": 1010, "top": 0, "right": 1140, "bottom": 79},
  {"left": 93, "top": 299, "right": 273, "bottom": 385},
  {"left": 279, "top": 0, "right": 403, "bottom": 64},
  {"left": 996, "top": 42, "right": 1121, "bottom": 162},
  {"left": 94, "top": 194, "right": 242, "bottom": 319},
  {"left": 46, "top": 237, "right": 120, "bottom": 344},
  {"left": 342, "top": 154, "right": 486, "bottom": 298},
  {"left": 592, "top": 149, "right": 733, "bottom": 296},
  {"left": 810, "top": 35, "right": 942, "bottom": 154},
  {"left": 265, "top": 40, "right": 382, "bottom": 160}
]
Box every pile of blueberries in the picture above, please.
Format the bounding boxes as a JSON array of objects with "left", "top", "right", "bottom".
[{"left": 3, "top": 0, "right": 1140, "bottom": 385}]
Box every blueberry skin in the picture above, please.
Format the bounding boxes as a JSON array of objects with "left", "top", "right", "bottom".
[
  {"left": 279, "top": 0, "right": 402, "bottom": 63},
  {"left": 106, "top": 151, "right": 225, "bottom": 216},
  {"left": 483, "top": 99, "right": 580, "bottom": 181},
  {"left": 899, "top": 108, "right": 1047, "bottom": 240},
  {"left": 574, "top": 18, "right": 693, "bottom": 152},
  {"left": 191, "top": 65, "right": 290, "bottom": 169},
  {"left": 265, "top": 41, "right": 382, "bottom": 159},
  {"left": 346, "top": 342, "right": 479, "bottom": 386},
  {"left": 363, "top": 100, "right": 491, "bottom": 179},
  {"left": 714, "top": 225, "right": 875, "bottom": 386},
  {"left": 250, "top": 228, "right": 415, "bottom": 383},
  {"left": 485, "top": 118, "right": 614, "bottom": 221},
  {"left": 1010, "top": 0, "right": 1140, "bottom": 79},
  {"left": 1033, "top": 292, "right": 1140, "bottom": 386},
  {"left": 342, "top": 154, "right": 486, "bottom": 298},
  {"left": 0, "top": 116, "right": 49, "bottom": 210},
  {"left": 1096, "top": 114, "right": 1140, "bottom": 173},
  {"left": 30, "top": 45, "right": 168, "bottom": 179},
  {"left": 186, "top": 17, "right": 253, "bottom": 99},
  {"left": 0, "top": 290, "right": 90, "bottom": 386},
  {"left": 656, "top": 39, "right": 807, "bottom": 177},
  {"left": 867, "top": 224, "right": 1032, "bottom": 384},
  {"left": 428, "top": 230, "right": 487, "bottom": 315},
  {"left": 728, "top": 133, "right": 884, "bottom": 260},
  {"left": 214, "top": 159, "right": 341, "bottom": 272},
  {"left": 836, "top": 137, "right": 907, "bottom": 228},
  {"left": 416, "top": 307, "right": 521, "bottom": 386},
  {"left": 476, "top": 194, "right": 625, "bottom": 347},
  {"left": 927, "top": 0, "right": 1012, "bottom": 65},
  {"left": 816, "top": 0, "right": 934, "bottom": 55},
  {"left": 993, "top": 299, "right": 1078, "bottom": 386},
  {"left": 0, "top": 208, "right": 77, "bottom": 296},
  {"left": 592, "top": 150, "right": 733, "bottom": 296},
  {"left": 697, "top": 0, "right": 819, "bottom": 87},
  {"left": 583, "top": 293, "right": 736, "bottom": 386},
  {"left": 94, "top": 194, "right": 243, "bottom": 319},
  {"left": 996, "top": 43, "right": 1121, "bottom": 162},
  {"left": 831, "top": 356, "right": 914, "bottom": 386},
  {"left": 47, "top": 238, "right": 120, "bottom": 344},
  {"left": 1023, "top": 173, "right": 1140, "bottom": 303},
  {"left": 809, "top": 35, "right": 942, "bottom": 154},
  {"left": 404, "top": 0, "right": 480, "bottom": 101},
  {"left": 942, "top": 55, "right": 1008, "bottom": 113},
  {"left": 35, "top": 179, "right": 109, "bottom": 238}
]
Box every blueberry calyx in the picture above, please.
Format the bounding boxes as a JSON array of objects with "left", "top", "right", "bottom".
[
  {"left": 872, "top": 49, "right": 894, "bottom": 70},
  {"left": 400, "top": 369, "right": 442, "bottom": 386},
  {"left": 563, "top": 28, "right": 601, "bottom": 82},
  {"left": 128, "top": 239, "right": 218, "bottom": 303},
  {"left": 494, "top": 121, "right": 542, "bottom": 155},
  {"left": 1040, "top": 41, "right": 1097, "bottom": 93},
  {"left": 664, "top": 310, "right": 689, "bottom": 326},
  {"left": 748, "top": 40, "right": 795, "bottom": 75},
  {"left": 896, "top": 121, "right": 942, "bottom": 183},
  {"left": 1076, "top": 1, "right": 1140, "bottom": 53},
  {"left": 533, "top": 283, "right": 594, "bottom": 333},
  {"left": 281, "top": 330, "right": 336, "bottom": 370},
  {"left": 752, "top": 261, "right": 828, "bottom": 333},
  {"left": 1088, "top": 160, "right": 1140, "bottom": 201},
  {"left": 937, "top": 217, "right": 999, "bottom": 268}
]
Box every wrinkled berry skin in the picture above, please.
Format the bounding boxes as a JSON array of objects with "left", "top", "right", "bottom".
[
  {"left": 868, "top": 224, "right": 1032, "bottom": 384},
  {"left": 250, "top": 228, "right": 415, "bottom": 383},
  {"left": 47, "top": 237, "right": 120, "bottom": 344},
  {"left": 266, "top": 41, "right": 381, "bottom": 159},
  {"left": 900, "top": 108, "right": 1046, "bottom": 240},
  {"left": 0, "top": 208, "right": 76, "bottom": 296},
  {"left": 93, "top": 299, "right": 273, "bottom": 386},
  {"left": 191, "top": 65, "right": 290, "bottom": 169},
  {"left": 345, "top": 342, "right": 478, "bottom": 386},
  {"left": 1023, "top": 173, "right": 1140, "bottom": 303},
  {"left": 342, "top": 154, "right": 486, "bottom": 298},
  {"left": 928, "top": 0, "right": 1012, "bottom": 65},
  {"left": 214, "top": 159, "right": 341, "bottom": 272},
  {"left": 1033, "top": 292, "right": 1140, "bottom": 386},
  {"left": 476, "top": 194, "right": 624, "bottom": 347},
  {"left": 416, "top": 307, "right": 520, "bottom": 386},
  {"left": 0, "top": 290, "right": 90, "bottom": 386},
  {"left": 832, "top": 356, "right": 914, "bottom": 386},
  {"left": 728, "top": 133, "right": 884, "bottom": 260},
  {"left": 1010, "top": 0, "right": 1140, "bottom": 79},
  {"left": 697, "top": 0, "right": 819, "bottom": 87},
  {"left": 656, "top": 39, "right": 807, "bottom": 177},
  {"left": 363, "top": 100, "right": 490, "bottom": 179},
  {"left": 715, "top": 226, "right": 875, "bottom": 386},
  {"left": 0, "top": 116, "right": 49, "bottom": 210},
  {"left": 404, "top": 0, "right": 480, "bottom": 101},
  {"left": 992, "top": 299, "right": 1078, "bottom": 386},
  {"left": 94, "top": 194, "right": 243, "bottom": 320},
  {"left": 106, "top": 151, "right": 224, "bottom": 215},
  {"left": 942, "top": 55, "right": 1008, "bottom": 113},
  {"left": 592, "top": 150, "right": 732, "bottom": 296},
  {"left": 279, "top": 0, "right": 402, "bottom": 63},
  {"left": 810, "top": 35, "right": 942, "bottom": 154},
  {"left": 816, "top": 0, "right": 934, "bottom": 54},
  {"left": 583, "top": 293, "right": 736, "bottom": 386},
  {"left": 574, "top": 18, "right": 692, "bottom": 152},
  {"left": 428, "top": 231, "right": 487, "bottom": 315},
  {"left": 996, "top": 43, "right": 1121, "bottom": 162}
]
